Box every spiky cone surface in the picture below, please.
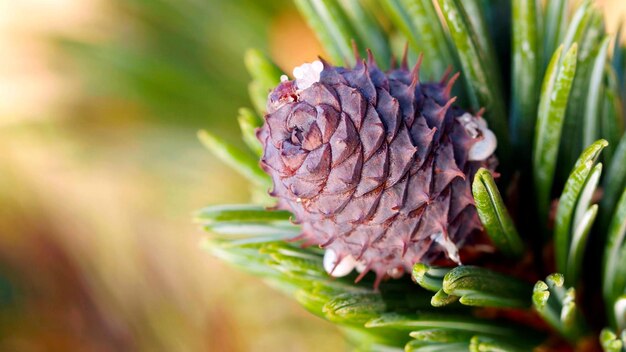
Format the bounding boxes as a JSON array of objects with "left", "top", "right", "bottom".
[{"left": 257, "top": 53, "right": 498, "bottom": 285}]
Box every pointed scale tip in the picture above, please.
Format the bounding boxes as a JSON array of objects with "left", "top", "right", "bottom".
[
  {"left": 366, "top": 48, "right": 377, "bottom": 67},
  {"left": 300, "top": 235, "right": 319, "bottom": 248},
  {"left": 401, "top": 42, "right": 409, "bottom": 70},
  {"left": 351, "top": 39, "right": 361, "bottom": 65},
  {"left": 410, "top": 54, "right": 424, "bottom": 85},
  {"left": 390, "top": 54, "right": 397, "bottom": 70},
  {"left": 318, "top": 56, "right": 333, "bottom": 69},
  {"left": 438, "top": 96, "right": 457, "bottom": 118},
  {"left": 355, "top": 241, "right": 369, "bottom": 261},
  {"left": 402, "top": 241, "right": 410, "bottom": 257},
  {"left": 443, "top": 72, "right": 461, "bottom": 98},
  {"left": 373, "top": 271, "right": 385, "bottom": 290},
  {"left": 361, "top": 59, "right": 372, "bottom": 80},
  {"left": 288, "top": 216, "right": 301, "bottom": 225},
  {"left": 286, "top": 232, "right": 308, "bottom": 243},
  {"left": 439, "top": 66, "right": 453, "bottom": 84},
  {"left": 354, "top": 263, "right": 372, "bottom": 283},
  {"left": 320, "top": 235, "right": 337, "bottom": 248}
]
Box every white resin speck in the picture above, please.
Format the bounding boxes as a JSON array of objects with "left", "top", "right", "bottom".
[
  {"left": 293, "top": 60, "right": 324, "bottom": 90},
  {"left": 456, "top": 112, "right": 498, "bottom": 161},
  {"left": 431, "top": 232, "right": 461, "bottom": 264},
  {"left": 456, "top": 113, "right": 497, "bottom": 161},
  {"left": 457, "top": 113, "right": 481, "bottom": 138},
  {"left": 469, "top": 129, "right": 497, "bottom": 161},
  {"left": 386, "top": 267, "right": 404, "bottom": 279},
  {"left": 323, "top": 249, "right": 356, "bottom": 277}
]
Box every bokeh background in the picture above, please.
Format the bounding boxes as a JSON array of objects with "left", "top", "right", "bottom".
[{"left": 0, "top": 1, "right": 624, "bottom": 351}]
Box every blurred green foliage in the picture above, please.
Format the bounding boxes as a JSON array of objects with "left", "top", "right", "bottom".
[
  {"left": 0, "top": 0, "right": 349, "bottom": 350},
  {"left": 56, "top": 0, "right": 288, "bottom": 131}
]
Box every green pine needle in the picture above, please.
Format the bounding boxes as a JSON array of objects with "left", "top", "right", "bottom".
[
  {"left": 237, "top": 108, "right": 264, "bottom": 157},
  {"left": 532, "top": 273, "right": 588, "bottom": 342},
  {"left": 600, "top": 328, "right": 626, "bottom": 352},
  {"left": 436, "top": 0, "right": 510, "bottom": 162},
  {"left": 511, "top": 0, "right": 541, "bottom": 155},
  {"left": 472, "top": 168, "right": 524, "bottom": 258},
  {"left": 554, "top": 139, "right": 607, "bottom": 280},
  {"left": 442, "top": 266, "right": 532, "bottom": 309},
  {"left": 196, "top": 1, "right": 626, "bottom": 350},
  {"left": 198, "top": 130, "right": 271, "bottom": 189},
  {"left": 603, "top": 188, "right": 626, "bottom": 328},
  {"left": 533, "top": 43, "right": 578, "bottom": 226}
]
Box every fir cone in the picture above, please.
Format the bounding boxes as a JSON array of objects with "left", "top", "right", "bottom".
[{"left": 257, "top": 51, "right": 498, "bottom": 285}]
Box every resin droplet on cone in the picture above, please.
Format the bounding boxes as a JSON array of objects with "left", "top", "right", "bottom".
[{"left": 258, "top": 52, "right": 497, "bottom": 285}]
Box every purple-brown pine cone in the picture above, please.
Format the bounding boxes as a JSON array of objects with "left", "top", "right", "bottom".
[{"left": 257, "top": 53, "right": 497, "bottom": 284}]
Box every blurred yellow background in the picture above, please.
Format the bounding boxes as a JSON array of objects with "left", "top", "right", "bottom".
[{"left": 0, "top": 1, "right": 624, "bottom": 351}]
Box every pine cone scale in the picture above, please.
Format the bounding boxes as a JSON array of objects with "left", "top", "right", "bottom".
[{"left": 259, "top": 57, "right": 497, "bottom": 280}]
